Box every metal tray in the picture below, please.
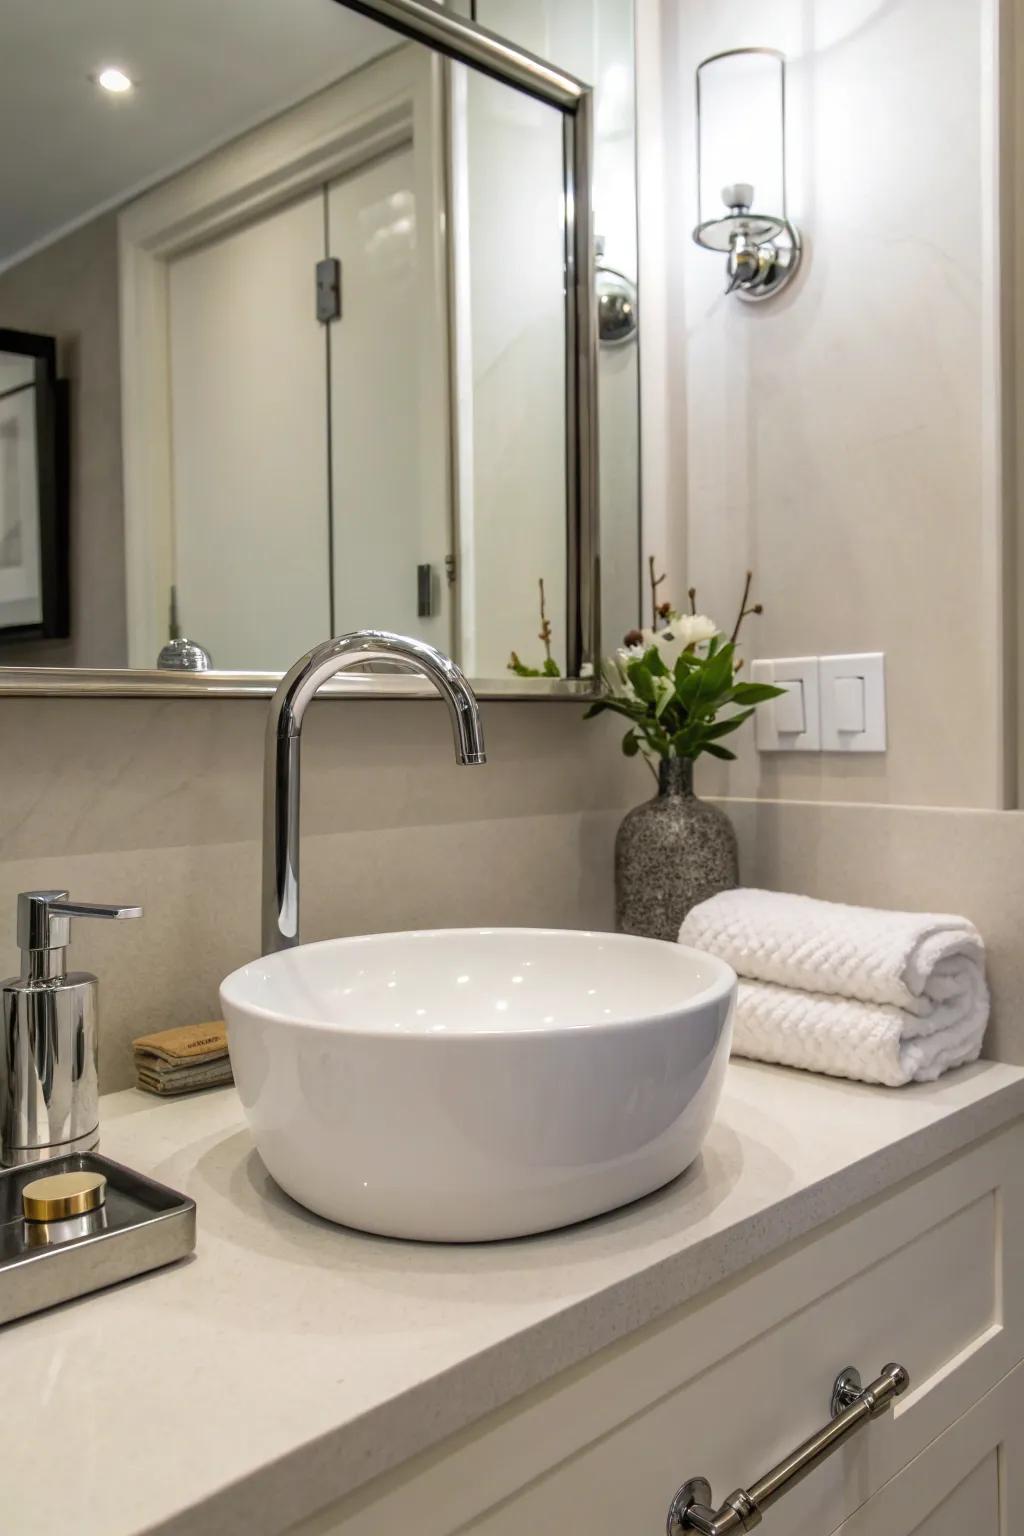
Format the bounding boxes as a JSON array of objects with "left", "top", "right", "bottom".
[{"left": 0, "top": 1151, "right": 196, "bottom": 1326}]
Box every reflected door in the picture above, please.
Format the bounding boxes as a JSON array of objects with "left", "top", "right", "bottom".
[
  {"left": 327, "top": 147, "right": 451, "bottom": 647},
  {"left": 168, "top": 189, "right": 331, "bottom": 671},
  {"left": 167, "top": 147, "right": 449, "bottom": 670}
]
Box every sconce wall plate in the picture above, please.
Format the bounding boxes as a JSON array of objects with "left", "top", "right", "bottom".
[{"left": 733, "top": 219, "right": 802, "bottom": 304}]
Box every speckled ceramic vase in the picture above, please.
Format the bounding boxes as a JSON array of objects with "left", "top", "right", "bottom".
[{"left": 615, "top": 757, "right": 738, "bottom": 941}]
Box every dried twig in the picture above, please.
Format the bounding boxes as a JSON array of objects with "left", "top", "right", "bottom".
[
  {"left": 538, "top": 578, "right": 553, "bottom": 664},
  {"left": 730, "top": 570, "right": 764, "bottom": 644},
  {"left": 648, "top": 556, "right": 667, "bottom": 629}
]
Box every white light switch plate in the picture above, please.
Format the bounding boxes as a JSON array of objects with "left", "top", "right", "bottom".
[
  {"left": 819, "top": 652, "right": 886, "bottom": 751},
  {"left": 752, "top": 657, "right": 821, "bottom": 752}
]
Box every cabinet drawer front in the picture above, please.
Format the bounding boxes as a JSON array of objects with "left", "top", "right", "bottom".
[
  {"left": 299, "top": 1121, "right": 1024, "bottom": 1536},
  {"left": 828, "top": 1360, "right": 1024, "bottom": 1536}
]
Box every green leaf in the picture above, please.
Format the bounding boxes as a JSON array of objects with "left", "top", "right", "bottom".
[
  {"left": 653, "top": 675, "right": 675, "bottom": 718},
  {"left": 644, "top": 645, "right": 669, "bottom": 678},
  {"left": 622, "top": 730, "right": 640, "bottom": 757},
  {"left": 730, "top": 681, "right": 785, "bottom": 705},
  {"left": 542, "top": 658, "right": 561, "bottom": 677},
  {"left": 674, "top": 653, "right": 696, "bottom": 695},
  {"left": 702, "top": 641, "right": 736, "bottom": 695},
  {"left": 675, "top": 664, "right": 704, "bottom": 706},
  {"left": 582, "top": 701, "right": 609, "bottom": 718},
  {"left": 701, "top": 707, "right": 755, "bottom": 740},
  {"left": 599, "top": 699, "right": 645, "bottom": 724},
  {"left": 701, "top": 742, "right": 737, "bottom": 761},
  {"left": 677, "top": 646, "right": 731, "bottom": 718},
  {"left": 626, "top": 660, "right": 657, "bottom": 705}
]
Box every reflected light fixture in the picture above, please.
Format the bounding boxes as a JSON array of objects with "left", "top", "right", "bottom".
[
  {"left": 95, "top": 66, "right": 134, "bottom": 94},
  {"left": 692, "top": 47, "right": 801, "bottom": 302},
  {"left": 595, "top": 236, "right": 638, "bottom": 348}
]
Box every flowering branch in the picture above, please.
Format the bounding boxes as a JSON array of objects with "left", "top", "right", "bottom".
[
  {"left": 538, "top": 578, "right": 553, "bottom": 664},
  {"left": 507, "top": 577, "right": 561, "bottom": 678},
  {"left": 648, "top": 556, "right": 670, "bottom": 629},
  {"left": 730, "top": 570, "right": 764, "bottom": 645},
  {"left": 588, "top": 572, "right": 778, "bottom": 766}
]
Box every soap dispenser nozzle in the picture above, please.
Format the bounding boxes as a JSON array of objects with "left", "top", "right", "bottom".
[
  {"left": 2, "top": 889, "right": 143, "bottom": 1166},
  {"left": 17, "top": 890, "right": 143, "bottom": 981}
]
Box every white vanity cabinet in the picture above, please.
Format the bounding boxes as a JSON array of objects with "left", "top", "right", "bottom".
[
  {"left": 830, "top": 1362, "right": 1023, "bottom": 1535},
  {"left": 298, "top": 1119, "right": 1024, "bottom": 1536}
]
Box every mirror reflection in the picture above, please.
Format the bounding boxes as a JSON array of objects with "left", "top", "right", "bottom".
[{"left": 0, "top": 0, "right": 639, "bottom": 682}]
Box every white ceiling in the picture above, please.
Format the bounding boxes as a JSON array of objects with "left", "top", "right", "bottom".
[{"left": 0, "top": 0, "right": 395, "bottom": 266}]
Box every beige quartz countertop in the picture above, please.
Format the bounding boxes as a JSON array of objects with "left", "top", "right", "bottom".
[{"left": 4, "top": 1059, "right": 1024, "bottom": 1536}]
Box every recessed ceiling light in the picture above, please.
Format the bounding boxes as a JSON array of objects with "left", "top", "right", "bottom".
[{"left": 96, "top": 67, "right": 134, "bottom": 94}]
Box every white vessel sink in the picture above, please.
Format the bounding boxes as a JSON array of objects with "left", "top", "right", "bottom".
[{"left": 220, "top": 928, "right": 736, "bottom": 1241}]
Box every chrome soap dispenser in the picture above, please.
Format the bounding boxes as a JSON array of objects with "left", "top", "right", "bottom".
[{"left": 1, "top": 890, "right": 142, "bottom": 1166}]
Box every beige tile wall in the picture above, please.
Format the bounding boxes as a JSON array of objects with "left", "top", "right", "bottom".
[
  {"left": 2, "top": 694, "right": 1019, "bottom": 1089},
  {"left": 0, "top": 696, "right": 641, "bottom": 1089},
  {"left": 724, "top": 796, "right": 1024, "bottom": 1067}
]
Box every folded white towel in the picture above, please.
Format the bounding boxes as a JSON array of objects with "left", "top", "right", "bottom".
[
  {"left": 679, "top": 887, "right": 986, "bottom": 1014},
  {"left": 732, "top": 978, "right": 987, "bottom": 1087},
  {"left": 680, "top": 888, "right": 990, "bottom": 1086}
]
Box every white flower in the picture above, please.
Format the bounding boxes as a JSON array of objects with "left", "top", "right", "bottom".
[
  {"left": 605, "top": 614, "right": 721, "bottom": 702},
  {"left": 671, "top": 613, "right": 718, "bottom": 648},
  {"left": 632, "top": 614, "right": 719, "bottom": 669},
  {"left": 603, "top": 653, "right": 638, "bottom": 701}
]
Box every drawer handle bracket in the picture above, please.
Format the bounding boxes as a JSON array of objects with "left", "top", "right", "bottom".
[{"left": 666, "top": 1361, "right": 910, "bottom": 1534}]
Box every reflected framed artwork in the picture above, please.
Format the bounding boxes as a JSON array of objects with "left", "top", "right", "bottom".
[{"left": 0, "top": 329, "right": 69, "bottom": 639}]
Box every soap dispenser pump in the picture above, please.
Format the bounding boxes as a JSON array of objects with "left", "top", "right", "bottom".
[{"left": 1, "top": 890, "right": 142, "bottom": 1166}]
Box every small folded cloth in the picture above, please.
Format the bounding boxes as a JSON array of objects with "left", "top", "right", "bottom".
[
  {"left": 679, "top": 888, "right": 990, "bottom": 1087},
  {"left": 133, "top": 1021, "right": 234, "bottom": 1096}
]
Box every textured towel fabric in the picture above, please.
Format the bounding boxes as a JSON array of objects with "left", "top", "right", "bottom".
[
  {"left": 679, "top": 887, "right": 985, "bottom": 1013},
  {"left": 133, "top": 1020, "right": 228, "bottom": 1066},
  {"left": 680, "top": 888, "right": 990, "bottom": 1086},
  {"left": 732, "top": 979, "right": 986, "bottom": 1087},
  {"left": 136, "top": 1058, "right": 235, "bottom": 1096},
  {"left": 133, "top": 1020, "right": 233, "bottom": 1096}
]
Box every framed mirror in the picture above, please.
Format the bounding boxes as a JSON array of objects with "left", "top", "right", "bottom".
[{"left": 0, "top": 0, "right": 640, "bottom": 697}]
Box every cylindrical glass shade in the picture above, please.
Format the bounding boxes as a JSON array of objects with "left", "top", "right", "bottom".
[{"left": 695, "top": 48, "right": 787, "bottom": 230}]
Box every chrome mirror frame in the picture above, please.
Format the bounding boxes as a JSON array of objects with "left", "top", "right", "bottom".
[{"left": 0, "top": 0, "right": 599, "bottom": 702}]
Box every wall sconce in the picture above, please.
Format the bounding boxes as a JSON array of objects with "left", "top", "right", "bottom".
[
  {"left": 595, "top": 236, "right": 638, "bottom": 347},
  {"left": 692, "top": 47, "right": 801, "bottom": 302}
]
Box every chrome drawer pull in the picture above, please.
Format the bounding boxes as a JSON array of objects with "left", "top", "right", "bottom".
[{"left": 666, "top": 1362, "right": 910, "bottom": 1534}]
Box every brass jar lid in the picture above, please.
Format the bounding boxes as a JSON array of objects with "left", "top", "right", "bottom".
[{"left": 22, "top": 1170, "right": 107, "bottom": 1221}]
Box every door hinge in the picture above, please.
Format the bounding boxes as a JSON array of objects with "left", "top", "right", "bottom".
[
  {"left": 316, "top": 257, "right": 341, "bottom": 323},
  {"left": 444, "top": 553, "right": 457, "bottom": 587}
]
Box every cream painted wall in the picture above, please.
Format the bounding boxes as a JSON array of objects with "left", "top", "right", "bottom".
[
  {"left": 0, "top": 696, "right": 638, "bottom": 1091},
  {"left": 642, "top": 0, "right": 1007, "bottom": 810}
]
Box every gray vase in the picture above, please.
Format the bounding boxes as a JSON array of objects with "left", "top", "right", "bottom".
[{"left": 615, "top": 757, "right": 738, "bottom": 941}]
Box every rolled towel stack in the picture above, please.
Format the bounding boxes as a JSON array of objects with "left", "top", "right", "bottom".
[
  {"left": 679, "top": 888, "right": 990, "bottom": 1087},
  {"left": 133, "top": 1021, "right": 234, "bottom": 1096}
]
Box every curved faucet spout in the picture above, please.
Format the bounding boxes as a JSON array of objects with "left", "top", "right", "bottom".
[{"left": 262, "top": 631, "right": 486, "bottom": 956}]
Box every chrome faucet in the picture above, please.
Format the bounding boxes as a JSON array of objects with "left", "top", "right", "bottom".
[{"left": 261, "top": 630, "right": 486, "bottom": 955}]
